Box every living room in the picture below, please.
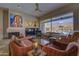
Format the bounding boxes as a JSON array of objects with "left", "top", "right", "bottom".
[{"left": 0, "top": 3, "right": 79, "bottom": 56}]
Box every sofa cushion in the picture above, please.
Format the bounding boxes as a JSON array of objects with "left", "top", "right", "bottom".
[
  {"left": 12, "top": 36, "right": 33, "bottom": 47},
  {"left": 20, "top": 39, "right": 32, "bottom": 47},
  {"left": 51, "top": 40, "right": 68, "bottom": 50}
]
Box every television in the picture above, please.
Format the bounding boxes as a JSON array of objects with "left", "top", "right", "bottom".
[{"left": 25, "top": 28, "right": 41, "bottom": 36}]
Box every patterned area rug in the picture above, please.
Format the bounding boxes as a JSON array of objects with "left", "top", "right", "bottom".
[{"left": 0, "top": 39, "right": 10, "bottom": 56}]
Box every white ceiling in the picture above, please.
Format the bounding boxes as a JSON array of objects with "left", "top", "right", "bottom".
[{"left": 0, "top": 3, "right": 68, "bottom": 17}]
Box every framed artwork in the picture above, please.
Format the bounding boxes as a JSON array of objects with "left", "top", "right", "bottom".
[{"left": 10, "top": 14, "right": 23, "bottom": 27}]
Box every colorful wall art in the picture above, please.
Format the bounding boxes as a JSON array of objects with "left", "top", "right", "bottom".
[{"left": 10, "top": 14, "right": 23, "bottom": 27}]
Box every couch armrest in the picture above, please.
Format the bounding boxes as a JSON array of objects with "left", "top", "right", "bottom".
[{"left": 42, "top": 46, "right": 65, "bottom": 56}]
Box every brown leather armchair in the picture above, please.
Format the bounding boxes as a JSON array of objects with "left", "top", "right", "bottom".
[
  {"left": 9, "top": 39, "right": 33, "bottom": 56},
  {"left": 42, "top": 42, "right": 78, "bottom": 56}
]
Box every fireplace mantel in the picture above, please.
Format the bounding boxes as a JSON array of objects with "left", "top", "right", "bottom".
[{"left": 7, "top": 27, "right": 25, "bottom": 34}]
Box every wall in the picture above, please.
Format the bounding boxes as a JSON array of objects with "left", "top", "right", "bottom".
[
  {"left": 9, "top": 9, "right": 39, "bottom": 28},
  {"left": 0, "top": 9, "right": 3, "bottom": 39},
  {"left": 24, "top": 19, "right": 39, "bottom": 28},
  {"left": 7, "top": 9, "right": 39, "bottom": 35},
  {"left": 3, "top": 9, "right": 9, "bottom": 38}
]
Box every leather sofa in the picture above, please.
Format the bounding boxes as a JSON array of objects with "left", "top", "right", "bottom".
[
  {"left": 42, "top": 41, "right": 78, "bottom": 56},
  {"left": 9, "top": 37, "right": 33, "bottom": 56},
  {"left": 52, "top": 40, "right": 68, "bottom": 50}
]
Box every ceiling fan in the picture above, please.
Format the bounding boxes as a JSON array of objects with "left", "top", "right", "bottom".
[
  {"left": 34, "top": 3, "right": 42, "bottom": 16},
  {"left": 35, "top": 3, "right": 40, "bottom": 12}
]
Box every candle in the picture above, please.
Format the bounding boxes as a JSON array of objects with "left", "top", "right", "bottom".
[{"left": 35, "top": 42, "right": 38, "bottom": 48}]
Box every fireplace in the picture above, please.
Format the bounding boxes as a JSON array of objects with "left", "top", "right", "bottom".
[
  {"left": 8, "top": 32, "right": 20, "bottom": 39},
  {"left": 7, "top": 27, "right": 25, "bottom": 39}
]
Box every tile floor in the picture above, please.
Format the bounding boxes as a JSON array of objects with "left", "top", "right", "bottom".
[{"left": 0, "top": 39, "right": 10, "bottom": 56}]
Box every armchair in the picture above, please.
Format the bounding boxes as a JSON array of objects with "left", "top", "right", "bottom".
[{"left": 9, "top": 38, "right": 33, "bottom": 56}]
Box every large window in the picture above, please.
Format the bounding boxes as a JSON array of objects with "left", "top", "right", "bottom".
[
  {"left": 52, "top": 17, "right": 73, "bottom": 34},
  {"left": 44, "top": 22, "right": 51, "bottom": 33},
  {"left": 40, "top": 13, "right": 73, "bottom": 34}
]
